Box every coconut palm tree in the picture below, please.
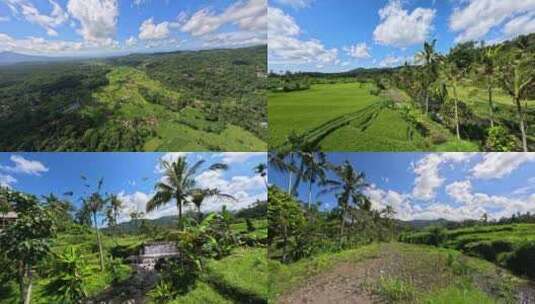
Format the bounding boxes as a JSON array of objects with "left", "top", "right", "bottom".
[
  {"left": 84, "top": 191, "right": 107, "bottom": 271},
  {"left": 254, "top": 163, "right": 268, "bottom": 188},
  {"left": 441, "top": 61, "right": 463, "bottom": 140},
  {"left": 107, "top": 194, "right": 123, "bottom": 235},
  {"left": 301, "top": 152, "right": 328, "bottom": 209},
  {"left": 319, "top": 161, "right": 369, "bottom": 245},
  {"left": 415, "top": 39, "right": 440, "bottom": 115},
  {"left": 497, "top": 38, "right": 534, "bottom": 152},
  {"left": 146, "top": 156, "right": 229, "bottom": 229},
  {"left": 190, "top": 188, "right": 236, "bottom": 222},
  {"left": 480, "top": 44, "right": 503, "bottom": 127},
  {"left": 268, "top": 151, "right": 296, "bottom": 194}
]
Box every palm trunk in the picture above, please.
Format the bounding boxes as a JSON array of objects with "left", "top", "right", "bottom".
[
  {"left": 307, "top": 180, "right": 312, "bottom": 209},
  {"left": 453, "top": 86, "right": 461, "bottom": 140},
  {"left": 282, "top": 222, "right": 288, "bottom": 263},
  {"left": 287, "top": 172, "right": 293, "bottom": 194},
  {"left": 425, "top": 91, "right": 429, "bottom": 115},
  {"left": 93, "top": 212, "right": 105, "bottom": 271},
  {"left": 177, "top": 197, "right": 183, "bottom": 230},
  {"left": 340, "top": 205, "right": 347, "bottom": 246},
  {"left": 515, "top": 96, "right": 528, "bottom": 152},
  {"left": 487, "top": 78, "right": 494, "bottom": 128},
  {"left": 23, "top": 267, "right": 32, "bottom": 304}
]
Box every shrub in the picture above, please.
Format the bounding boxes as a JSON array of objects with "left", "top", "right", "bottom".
[
  {"left": 484, "top": 126, "right": 518, "bottom": 151},
  {"left": 504, "top": 241, "right": 535, "bottom": 279}
]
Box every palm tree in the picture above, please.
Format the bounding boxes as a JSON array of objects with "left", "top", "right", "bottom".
[
  {"left": 190, "top": 188, "right": 236, "bottom": 222},
  {"left": 319, "top": 161, "right": 369, "bottom": 245},
  {"left": 107, "top": 194, "right": 123, "bottom": 234},
  {"left": 268, "top": 151, "right": 296, "bottom": 194},
  {"left": 84, "top": 191, "right": 107, "bottom": 271},
  {"left": 146, "top": 156, "right": 229, "bottom": 229},
  {"left": 497, "top": 38, "right": 534, "bottom": 152},
  {"left": 254, "top": 163, "right": 268, "bottom": 188},
  {"left": 481, "top": 44, "right": 503, "bottom": 127},
  {"left": 415, "top": 39, "right": 440, "bottom": 115},
  {"left": 441, "top": 60, "right": 463, "bottom": 140},
  {"left": 302, "top": 152, "right": 328, "bottom": 209}
]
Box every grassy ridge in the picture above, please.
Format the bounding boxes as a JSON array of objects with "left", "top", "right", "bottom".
[
  {"left": 402, "top": 224, "right": 535, "bottom": 280},
  {"left": 268, "top": 82, "right": 480, "bottom": 151},
  {"left": 270, "top": 242, "right": 528, "bottom": 303}
]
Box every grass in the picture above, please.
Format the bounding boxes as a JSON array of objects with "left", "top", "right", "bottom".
[
  {"left": 88, "top": 66, "right": 266, "bottom": 151},
  {"left": 269, "top": 242, "right": 528, "bottom": 303},
  {"left": 268, "top": 82, "right": 481, "bottom": 151}
]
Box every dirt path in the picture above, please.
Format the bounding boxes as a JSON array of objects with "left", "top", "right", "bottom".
[{"left": 277, "top": 244, "right": 535, "bottom": 304}]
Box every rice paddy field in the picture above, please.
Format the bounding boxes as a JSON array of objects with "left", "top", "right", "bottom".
[
  {"left": 268, "top": 81, "right": 533, "bottom": 151},
  {"left": 268, "top": 82, "right": 478, "bottom": 151},
  {"left": 86, "top": 67, "right": 266, "bottom": 152}
]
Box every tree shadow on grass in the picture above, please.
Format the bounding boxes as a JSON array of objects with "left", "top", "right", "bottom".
[{"left": 203, "top": 273, "right": 267, "bottom": 304}]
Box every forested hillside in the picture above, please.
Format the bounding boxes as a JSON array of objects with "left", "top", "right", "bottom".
[{"left": 0, "top": 45, "right": 267, "bottom": 151}]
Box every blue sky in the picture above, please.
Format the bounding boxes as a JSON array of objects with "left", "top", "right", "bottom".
[
  {"left": 269, "top": 153, "right": 535, "bottom": 221},
  {"left": 0, "top": 152, "right": 267, "bottom": 222},
  {"left": 0, "top": 0, "right": 266, "bottom": 56},
  {"left": 268, "top": 0, "right": 535, "bottom": 72}
]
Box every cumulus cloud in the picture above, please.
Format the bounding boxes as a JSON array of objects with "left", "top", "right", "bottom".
[
  {"left": 365, "top": 185, "right": 414, "bottom": 220},
  {"left": 139, "top": 18, "right": 170, "bottom": 40},
  {"left": 181, "top": 0, "right": 266, "bottom": 36},
  {"left": 378, "top": 55, "right": 407, "bottom": 67},
  {"left": 373, "top": 0, "right": 435, "bottom": 48},
  {"left": 471, "top": 153, "right": 535, "bottom": 180},
  {"left": 268, "top": 6, "right": 338, "bottom": 67},
  {"left": 125, "top": 36, "right": 137, "bottom": 47},
  {"left": 0, "top": 16, "right": 10, "bottom": 22},
  {"left": 0, "top": 174, "right": 17, "bottom": 188},
  {"left": 345, "top": 43, "right": 371, "bottom": 59},
  {"left": 67, "top": 0, "right": 118, "bottom": 46},
  {"left": 0, "top": 155, "right": 49, "bottom": 176},
  {"left": 412, "top": 153, "right": 473, "bottom": 201},
  {"left": 274, "top": 0, "right": 313, "bottom": 9},
  {"left": 4, "top": 0, "right": 68, "bottom": 36},
  {"left": 0, "top": 33, "right": 84, "bottom": 54},
  {"left": 219, "top": 152, "right": 263, "bottom": 164},
  {"left": 449, "top": 0, "right": 535, "bottom": 42}
]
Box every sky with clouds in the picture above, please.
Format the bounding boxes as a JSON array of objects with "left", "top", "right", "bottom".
[
  {"left": 268, "top": 0, "right": 535, "bottom": 72},
  {"left": 0, "top": 0, "right": 266, "bottom": 56},
  {"left": 0, "top": 152, "right": 267, "bottom": 223},
  {"left": 269, "top": 153, "right": 535, "bottom": 222}
]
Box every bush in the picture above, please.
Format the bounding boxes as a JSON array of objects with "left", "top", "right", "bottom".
[
  {"left": 484, "top": 126, "right": 518, "bottom": 151},
  {"left": 464, "top": 240, "right": 513, "bottom": 262},
  {"left": 504, "top": 241, "right": 535, "bottom": 279}
]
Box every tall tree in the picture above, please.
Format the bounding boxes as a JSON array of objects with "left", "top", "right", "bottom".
[
  {"left": 415, "top": 39, "right": 439, "bottom": 115},
  {"left": 269, "top": 151, "right": 296, "bottom": 194},
  {"left": 106, "top": 194, "right": 123, "bottom": 235},
  {"left": 301, "top": 152, "right": 328, "bottom": 209},
  {"left": 254, "top": 163, "right": 268, "bottom": 188},
  {"left": 480, "top": 45, "right": 503, "bottom": 127},
  {"left": 319, "top": 161, "right": 369, "bottom": 246},
  {"left": 497, "top": 37, "right": 534, "bottom": 152},
  {"left": 81, "top": 177, "right": 107, "bottom": 271},
  {"left": 190, "top": 188, "right": 236, "bottom": 222},
  {"left": 0, "top": 189, "right": 56, "bottom": 304},
  {"left": 146, "top": 156, "right": 229, "bottom": 229}
]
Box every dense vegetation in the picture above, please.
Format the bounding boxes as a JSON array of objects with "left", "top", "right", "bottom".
[
  {"left": 0, "top": 46, "right": 267, "bottom": 151},
  {"left": 268, "top": 34, "right": 535, "bottom": 151},
  {"left": 0, "top": 157, "right": 268, "bottom": 304},
  {"left": 267, "top": 152, "right": 535, "bottom": 303}
]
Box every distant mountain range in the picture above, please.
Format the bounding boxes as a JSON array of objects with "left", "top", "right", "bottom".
[{"left": 0, "top": 51, "right": 57, "bottom": 65}]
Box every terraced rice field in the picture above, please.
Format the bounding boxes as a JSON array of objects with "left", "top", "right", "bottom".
[
  {"left": 89, "top": 66, "right": 266, "bottom": 151},
  {"left": 268, "top": 82, "right": 477, "bottom": 151}
]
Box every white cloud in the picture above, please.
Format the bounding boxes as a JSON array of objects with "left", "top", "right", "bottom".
[
  {"left": 0, "top": 16, "right": 9, "bottom": 22},
  {"left": 379, "top": 55, "right": 405, "bottom": 67},
  {"left": 0, "top": 32, "right": 86, "bottom": 54},
  {"left": 502, "top": 12, "right": 535, "bottom": 39},
  {"left": 449, "top": 0, "right": 535, "bottom": 42},
  {"left": 67, "top": 0, "right": 118, "bottom": 46},
  {"left": 412, "top": 153, "right": 473, "bottom": 200},
  {"left": 139, "top": 18, "right": 170, "bottom": 40},
  {"left": 181, "top": 0, "right": 266, "bottom": 37},
  {"left": 471, "top": 153, "right": 535, "bottom": 180},
  {"left": 373, "top": 0, "right": 435, "bottom": 48},
  {"left": 220, "top": 152, "right": 263, "bottom": 164},
  {"left": 268, "top": 6, "right": 338, "bottom": 67},
  {"left": 366, "top": 185, "right": 414, "bottom": 221},
  {"left": 0, "top": 174, "right": 17, "bottom": 188},
  {"left": 0, "top": 155, "right": 49, "bottom": 176},
  {"left": 4, "top": 0, "right": 68, "bottom": 36},
  {"left": 274, "top": 0, "right": 313, "bottom": 9},
  {"left": 345, "top": 43, "right": 371, "bottom": 59},
  {"left": 445, "top": 180, "right": 474, "bottom": 203},
  {"left": 125, "top": 36, "right": 137, "bottom": 47}
]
